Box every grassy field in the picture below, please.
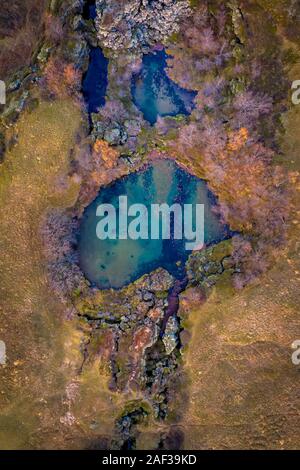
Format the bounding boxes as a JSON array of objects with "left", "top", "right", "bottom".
[
  {"left": 0, "top": 98, "right": 129, "bottom": 449},
  {"left": 179, "top": 51, "right": 300, "bottom": 450}
]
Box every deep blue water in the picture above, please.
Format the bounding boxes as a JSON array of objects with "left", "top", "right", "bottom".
[
  {"left": 131, "top": 49, "right": 197, "bottom": 125},
  {"left": 88, "top": 5, "right": 97, "bottom": 20},
  {"left": 82, "top": 47, "right": 108, "bottom": 114},
  {"left": 82, "top": 0, "right": 107, "bottom": 114},
  {"left": 79, "top": 160, "right": 229, "bottom": 289},
  {"left": 83, "top": 0, "right": 97, "bottom": 20}
]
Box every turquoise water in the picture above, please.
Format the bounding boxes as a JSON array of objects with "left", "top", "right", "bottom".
[
  {"left": 131, "top": 49, "right": 196, "bottom": 125},
  {"left": 79, "top": 160, "right": 229, "bottom": 289}
]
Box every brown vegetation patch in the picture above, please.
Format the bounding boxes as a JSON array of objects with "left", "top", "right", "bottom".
[{"left": 0, "top": 0, "right": 47, "bottom": 79}]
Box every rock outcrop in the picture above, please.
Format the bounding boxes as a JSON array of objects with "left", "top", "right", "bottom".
[{"left": 95, "top": 0, "right": 190, "bottom": 53}]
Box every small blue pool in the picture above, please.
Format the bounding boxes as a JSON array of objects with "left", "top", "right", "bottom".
[
  {"left": 131, "top": 49, "right": 196, "bottom": 125},
  {"left": 79, "top": 160, "right": 229, "bottom": 289}
]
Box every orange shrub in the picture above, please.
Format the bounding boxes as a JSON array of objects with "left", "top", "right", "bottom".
[
  {"left": 93, "top": 139, "right": 119, "bottom": 169},
  {"left": 43, "top": 58, "right": 81, "bottom": 98}
]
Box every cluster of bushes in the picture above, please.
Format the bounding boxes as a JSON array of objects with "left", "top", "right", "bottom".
[
  {"left": 42, "top": 56, "right": 82, "bottom": 99},
  {"left": 41, "top": 210, "right": 85, "bottom": 317}
]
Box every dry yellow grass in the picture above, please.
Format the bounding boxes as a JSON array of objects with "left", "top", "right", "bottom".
[
  {"left": 179, "top": 51, "right": 300, "bottom": 450},
  {"left": 0, "top": 99, "right": 126, "bottom": 449}
]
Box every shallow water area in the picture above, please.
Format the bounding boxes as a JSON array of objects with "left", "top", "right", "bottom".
[{"left": 131, "top": 49, "right": 197, "bottom": 124}]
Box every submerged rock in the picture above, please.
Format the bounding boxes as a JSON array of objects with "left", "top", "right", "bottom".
[{"left": 95, "top": 0, "right": 190, "bottom": 53}]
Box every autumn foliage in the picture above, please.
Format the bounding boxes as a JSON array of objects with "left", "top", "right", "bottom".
[
  {"left": 93, "top": 139, "right": 119, "bottom": 169},
  {"left": 165, "top": 1, "right": 290, "bottom": 288},
  {"left": 71, "top": 138, "right": 128, "bottom": 211},
  {"left": 43, "top": 57, "right": 81, "bottom": 98}
]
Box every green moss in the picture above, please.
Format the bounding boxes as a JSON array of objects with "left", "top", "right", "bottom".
[
  {"left": 210, "top": 239, "right": 233, "bottom": 262},
  {"left": 49, "top": 0, "right": 63, "bottom": 15},
  {"left": 120, "top": 400, "right": 152, "bottom": 418},
  {"left": 167, "top": 31, "right": 180, "bottom": 44},
  {"left": 155, "top": 290, "right": 169, "bottom": 299},
  {"left": 189, "top": 0, "right": 200, "bottom": 8}
]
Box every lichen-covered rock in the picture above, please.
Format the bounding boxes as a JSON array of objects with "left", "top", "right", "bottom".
[
  {"left": 37, "top": 45, "right": 52, "bottom": 64},
  {"left": 144, "top": 340, "right": 179, "bottom": 419},
  {"left": 7, "top": 78, "right": 22, "bottom": 93},
  {"left": 186, "top": 240, "right": 233, "bottom": 288},
  {"left": 91, "top": 114, "right": 106, "bottom": 137},
  {"left": 104, "top": 123, "right": 128, "bottom": 146},
  {"left": 147, "top": 307, "right": 164, "bottom": 323},
  {"left": 163, "top": 316, "right": 179, "bottom": 355},
  {"left": 124, "top": 119, "right": 142, "bottom": 137},
  {"left": 144, "top": 268, "right": 174, "bottom": 292},
  {"left": 229, "top": 1, "right": 247, "bottom": 44},
  {"left": 132, "top": 324, "right": 158, "bottom": 355},
  {"left": 75, "top": 266, "right": 175, "bottom": 394},
  {"left": 95, "top": 0, "right": 190, "bottom": 53},
  {"left": 72, "top": 14, "right": 99, "bottom": 47},
  {"left": 1, "top": 91, "right": 29, "bottom": 123},
  {"left": 91, "top": 115, "right": 128, "bottom": 146},
  {"left": 113, "top": 405, "right": 149, "bottom": 449}
]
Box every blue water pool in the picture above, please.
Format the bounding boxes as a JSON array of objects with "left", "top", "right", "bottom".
[
  {"left": 82, "top": 47, "right": 109, "bottom": 114},
  {"left": 83, "top": 0, "right": 97, "bottom": 20},
  {"left": 79, "top": 160, "right": 229, "bottom": 289}
]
